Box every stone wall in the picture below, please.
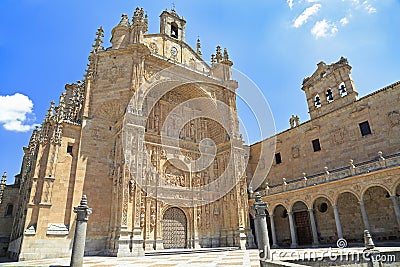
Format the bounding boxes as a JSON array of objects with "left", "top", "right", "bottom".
[
  {"left": 0, "top": 185, "right": 19, "bottom": 256},
  {"left": 249, "top": 81, "right": 400, "bottom": 187}
]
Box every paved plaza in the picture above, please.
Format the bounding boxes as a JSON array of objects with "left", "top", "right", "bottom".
[
  {"left": 2, "top": 247, "right": 400, "bottom": 267},
  {"left": 0, "top": 249, "right": 260, "bottom": 267}
]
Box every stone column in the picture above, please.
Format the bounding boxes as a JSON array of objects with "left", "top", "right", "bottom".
[
  {"left": 288, "top": 211, "right": 298, "bottom": 248},
  {"left": 269, "top": 214, "right": 278, "bottom": 248},
  {"left": 332, "top": 205, "right": 343, "bottom": 239},
  {"left": 70, "top": 195, "right": 92, "bottom": 267},
  {"left": 251, "top": 193, "right": 270, "bottom": 261},
  {"left": 308, "top": 208, "right": 319, "bottom": 247},
  {"left": 359, "top": 200, "right": 370, "bottom": 232},
  {"left": 193, "top": 206, "right": 201, "bottom": 248},
  {"left": 390, "top": 196, "right": 400, "bottom": 228}
]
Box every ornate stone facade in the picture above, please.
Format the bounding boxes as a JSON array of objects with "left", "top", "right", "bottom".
[
  {"left": 5, "top": 7, "right": 251, "bottom": 261},
  {"left": 248, "top": 58, "right": 400, "bottom": 248}
]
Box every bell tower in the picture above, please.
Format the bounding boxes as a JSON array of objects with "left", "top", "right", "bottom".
[
  {"left": 302, "top": 57, "right": 358, "bottom": 119},
  {"left": 160, "top": 7, "right": 186, "bottom": 42}
]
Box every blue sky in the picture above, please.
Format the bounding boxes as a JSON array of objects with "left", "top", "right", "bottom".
[{"left": 0, "top": 0, "right": 399, "bottom": 183}]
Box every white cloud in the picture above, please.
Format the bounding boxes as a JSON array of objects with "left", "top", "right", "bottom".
[
  {"left": 365, "top": 4, "right": 376, "bottom": 13},
  {"left": 287, "top": 0, "right": 294, "bottom": 9},
  {"left": 293, "top": 4, "right": 322, "bottom": 28},
  {"left": 340, "top": 17, "right": 349, "bottom": 25},
  {"left": 311, "top": 19, "right": 338, "bottom": 38},
  {"left": 0, "top": 93, "right": 38, "bottom": 132}
]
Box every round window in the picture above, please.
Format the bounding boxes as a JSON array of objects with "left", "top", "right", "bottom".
[{"left": 318, "top": 202, "right": 328, "bottom": 213}]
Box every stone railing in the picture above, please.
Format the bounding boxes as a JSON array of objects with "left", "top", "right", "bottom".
[{"left": 258, "top": 151, "right": 400, "bottom": 196}]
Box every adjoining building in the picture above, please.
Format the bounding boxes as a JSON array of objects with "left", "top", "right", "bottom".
[{"left": 248, "top": 57, "right": 400, "bottom": 248}]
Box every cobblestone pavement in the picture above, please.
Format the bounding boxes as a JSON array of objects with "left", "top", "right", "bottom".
[{"left": 0, "top": 250, "right": 261, "bottom": 267}]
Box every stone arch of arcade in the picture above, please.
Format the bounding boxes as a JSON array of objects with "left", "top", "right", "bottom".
[{"left": 251, "top": 172, "right": 400, "bottom": 248}]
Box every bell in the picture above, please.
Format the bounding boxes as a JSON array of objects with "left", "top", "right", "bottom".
[
  {"left": 315, "top": 96, "right": 321, "bottom": 106},
  {"left": 340, "top": 85, "right": 347, "bottom": 94}
]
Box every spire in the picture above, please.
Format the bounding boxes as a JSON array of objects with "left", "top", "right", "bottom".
[
  {"left": 196, "top": 37, "right": 202, "bottom": 56},
  {"left": 118, "top": 14, "right": 130, "bottom": 27},
  {"left": 92, "top": 26, "right": 104, "bottom": 53},
  {"left": 211, "top": 54, "right": 216, "bottom": 66},
  {"left": 132, "top": 7, "right": 148, "bottom": 36},
  {"left": 45, "top": 101, "right": 55, "bottom": 122},
  {"left": 0, "top": 172, "right": 6, "bottom": 204},
  {"left": 215, "top": 46, "right": 222, "bottom": 63},
  {"left": 221, "top": 48, "right": 233, "bottom": 66},
  {"left": 1, "top": 172, "right": 6, "bottom": 185},
  {"left": 223, "top": 48, "right": 229, "bottom": 61}
]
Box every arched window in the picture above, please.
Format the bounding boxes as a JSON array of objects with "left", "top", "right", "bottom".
[
  {"left": 171, "top": 22, "right": 178, "bottom": 38},
  {"left": 314, "top": 94, "right": 321, "bottom": 108},
  {"left": 339, "top": 82, "right": 347, "bottom": 97},
  {"left": 5, "top": 204, "right": 13, "bottom": 216},
  {"left": 326, "top": 88, "right": 334, "bottom": 103}
]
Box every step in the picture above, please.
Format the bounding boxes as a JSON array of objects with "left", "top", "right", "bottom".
[{"left": 145, "top": 247, "right": 239, "bottom": 256}]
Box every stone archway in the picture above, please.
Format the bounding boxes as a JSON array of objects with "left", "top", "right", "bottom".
[
  {"left": 313, "top": 197, "right": 336, "bottom": 244},
  {"left": 292, "top": 201, "right": 312, "bottom": 246},
  {"left": 363, "top": 186, "right": 398, "bottom": 241},
  {"left": 162, "top": 207, "right": 187, "bottom": 249},
  {"left": 273, "top": 205, "right": 290, "bottom": 247},
  {"left": 337, "top": 192, "right": 363, "bottom": 242}
]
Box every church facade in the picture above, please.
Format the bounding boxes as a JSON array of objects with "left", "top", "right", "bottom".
[{"left": 5, "top": 7, "right": 252, "bottom": 260}]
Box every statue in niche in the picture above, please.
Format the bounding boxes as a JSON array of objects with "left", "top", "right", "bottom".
[
  {"left": 153, "top": 115, "right": 159, "bottom": 132},
  {"left": 289, "top": 115, "right": 300, "bottom": 128}
]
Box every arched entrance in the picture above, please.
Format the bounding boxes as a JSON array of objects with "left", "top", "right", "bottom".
[
  {"left": 292, "top": 201, "right": 313, "bottom": 246},
  {"left": 162, "top": 207, "right": 187, "bottom": 249}
]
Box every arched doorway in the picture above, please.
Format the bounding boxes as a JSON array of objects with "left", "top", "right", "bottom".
[
  {"left": 292, "top": 201, "right": 312, "bottom": 246},
  {"left": 162, "top": 207, "right": 187, "bottom": 249}
]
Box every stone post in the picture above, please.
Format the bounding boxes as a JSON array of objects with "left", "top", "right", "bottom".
[
  {"left": 269, "top": 214, "right": 279, "bottom": 248},
  {"left": 308, "top": 208, "right": 319, "bottom": 247},
  {"left": 288, "top": 211, "right": 298, "bottom": 248},
  {"left": 390, "top": 196, "right": 400, "bottom": 228},
  {"left": 70, "top": 195, "right": 92, "bottom": 267},
  {"left": 359, "top": 200, "right": 371, "bottom": 232},
  {"left": 251, "top": 192, "right": 271, "bottom": 262},
  {"left": 332, "top": 205, "right": 344, "bottom": 239}
]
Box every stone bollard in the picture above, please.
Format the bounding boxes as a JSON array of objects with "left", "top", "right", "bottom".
[
  {"left": 251, "top": 192, "right": 270, "bottom": 266},
  {"left": 363, "top": 230, "right": 381, "bottom": 267},
  {"left": 70, "top": 195, "right": 92, "bottom": 267},
  {"left": 364, "top": 230, "right": 375, "bottom": 250}
]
